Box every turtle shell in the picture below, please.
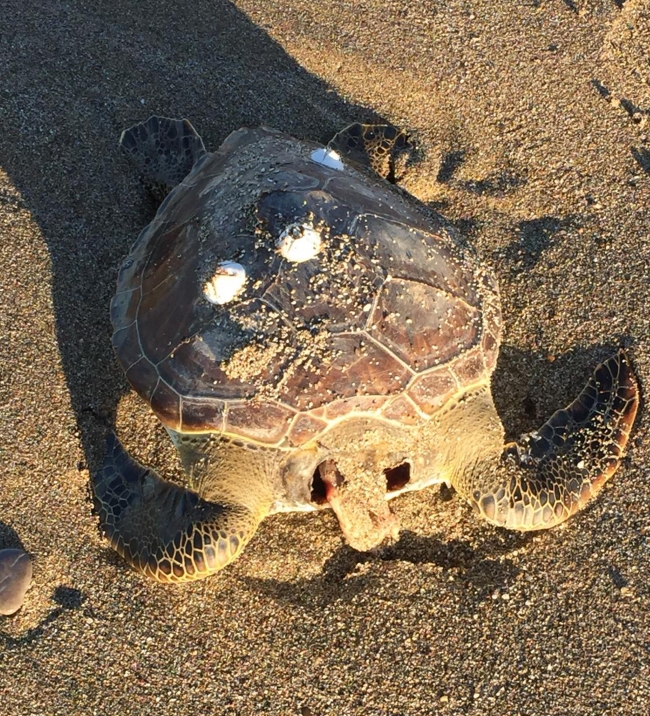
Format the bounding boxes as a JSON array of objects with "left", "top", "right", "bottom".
[{"left": 112, "top": 127, "right": 501, "bottom": 447}]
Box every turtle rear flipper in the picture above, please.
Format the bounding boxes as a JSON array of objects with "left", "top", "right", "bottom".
[
  {"left": 119, "top": 116, "right": 206, "bottom": 201},
  {"left": 92, "top": 434, "right": 264, "bottom": 583},
  {"left": 465, "top": 350, "right": 639, "bottom": 530},
  {"left": 328, "top": 122, "right": 412, "bottom": 181}
]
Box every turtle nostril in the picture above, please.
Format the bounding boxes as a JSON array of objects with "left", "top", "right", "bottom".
[{"left": 384, "top": 462, "right": 411, "bottom": 492}]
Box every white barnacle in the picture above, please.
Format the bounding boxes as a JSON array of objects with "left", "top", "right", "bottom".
[
  {"left": 203, "top": 261, "right": 247, "bottom": 305},
  {"left": 277, "top": 223, "right": 322, "bottom": 263},
  {"left": 310, "top": 147, "right": 344, "bottom": 171}
]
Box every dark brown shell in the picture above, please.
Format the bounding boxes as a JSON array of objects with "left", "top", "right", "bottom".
[{"left": 112, "top": 127, "right": 501, "bottom": 446}]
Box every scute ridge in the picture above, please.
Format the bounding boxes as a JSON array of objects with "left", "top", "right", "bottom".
[{"left": 113, "top": 127, "right": 500, "bottom": 442}]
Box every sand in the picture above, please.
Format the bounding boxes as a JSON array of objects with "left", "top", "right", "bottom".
[{"left": 1, "top": 0, "right": 650, "bottom": 714}]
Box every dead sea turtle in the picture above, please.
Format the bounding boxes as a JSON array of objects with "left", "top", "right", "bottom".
[{"left": 93, "top": 116, "right": 639, "bottom": 583}]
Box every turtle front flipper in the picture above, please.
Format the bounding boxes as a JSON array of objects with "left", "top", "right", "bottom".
[
  {"left": 119, "top": 116, "right": 206, "bottom": 200},
  {"left": 92, "top": 434, "right": 265, "bottom": 582},
  {"left": 328, "top": 122, "right": 411, "bottom": 181},
  {"left": 460, "top": 351, "right": 639, "bottom": 531}
]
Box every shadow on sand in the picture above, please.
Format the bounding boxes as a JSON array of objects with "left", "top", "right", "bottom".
[
  {"left": 0, "top": 585, "right": 87, "bottom": 648},
  {"left": 0, "top": 0, "right": 393, "bottom": 475},
  {"left": 242, "top": 525, "right": 529, "bottom": 609},
  {"left": 0, "top": 3, "right": 635, "bottom": 597}
]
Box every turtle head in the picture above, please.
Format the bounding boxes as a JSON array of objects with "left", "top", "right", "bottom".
[
  {"left": 316, "top": 456, "right": 400, "bottom": 552},
  {"left": 307, "top": 418, "right": 411, "bottom": 551}
]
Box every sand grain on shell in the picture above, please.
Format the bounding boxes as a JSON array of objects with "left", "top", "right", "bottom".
[{"left": 2, "top": 1, "right": 650, "bottom": 715}]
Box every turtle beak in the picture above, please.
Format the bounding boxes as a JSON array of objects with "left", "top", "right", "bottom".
[{"left": 317, "top": 459, "right": 400, "bottom": 552}]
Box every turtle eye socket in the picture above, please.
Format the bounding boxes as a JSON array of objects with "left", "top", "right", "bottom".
[
  {"left": 384, "top": 462, "right": 411, "bottom": 493},
  {"left": 310, "top": 460, "right": 411, "bottom": 503},
  {"left": 310, "top": 469, "right": 328, "bottom": 505},
  {"left": 310, "top": 459, "right": 342, "bottom": 505}
]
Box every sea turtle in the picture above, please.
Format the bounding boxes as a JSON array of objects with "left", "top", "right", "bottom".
[{"left": 92, "top": 116, "right": 639, "bottom": 583}]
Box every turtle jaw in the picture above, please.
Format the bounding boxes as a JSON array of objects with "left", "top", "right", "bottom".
[
  {"left": 330, "top": 496, "right": 400, "bottom": 553},
  {"left": 318, "top": 459, "right": 400, "bottom": 552}
]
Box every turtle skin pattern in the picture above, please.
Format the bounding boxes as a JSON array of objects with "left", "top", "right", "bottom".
[
  {"left": 120, "top": 116, "right": 206, "bottom": 201},
  {"left": 462, "top": 350, "right": 638, "bottom": 530},
  {"left": 328, "top": 122, "right": 412, "bottom": 181},
  {"left": 94, "top": 434, "right": 253, "bottom": 582}
]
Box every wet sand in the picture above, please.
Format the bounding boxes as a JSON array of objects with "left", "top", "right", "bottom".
[{"left": 1, "top": 1, "right": 650, "bottom": 714}]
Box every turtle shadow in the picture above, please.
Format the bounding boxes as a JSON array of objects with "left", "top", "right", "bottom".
[
  {"left": 436, "top": 150, "right": 467, "bottom": 183},
  {"left": 426, "top": 199, "right": 484, "bottom": 244},
  {"left": 0, "top": 586, "right": 86, "bottom": 646},
  {"left": 435, "top": 148, "right": 525, "bottom": 197},
  {"left": 242, "top": 529, "right": 525, "bottom": 609},
  {"left": 0, "top": 2, "right": 398, "bottom": 480},
  {"left": 499, "top": 215, "right": 581, "bottom": 270},
  {"left": 491, "top": 340, "right": 632, "bottom": 443},
  {"left": 461, "top": 170, "right": 526, "bottom": 197}
]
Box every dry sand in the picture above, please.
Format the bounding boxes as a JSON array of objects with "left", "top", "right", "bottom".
[{"left": 2, "top": 1, "right": 650, "bottom": 714}]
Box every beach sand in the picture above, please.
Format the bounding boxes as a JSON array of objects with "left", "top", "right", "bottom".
[{"left": 1, "top": 1, "right": 650, "bottom": 714}]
